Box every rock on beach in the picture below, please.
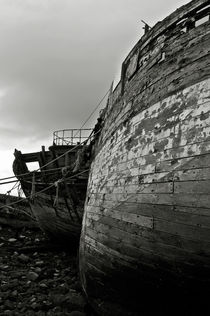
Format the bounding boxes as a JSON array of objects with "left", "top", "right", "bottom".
[{"left": 0, "top": 224, "right": 91, "bottom": 315}]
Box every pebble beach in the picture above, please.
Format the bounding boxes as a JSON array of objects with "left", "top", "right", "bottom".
[{"left": 0, "top": 224, "right": 92, "bottom": 316}]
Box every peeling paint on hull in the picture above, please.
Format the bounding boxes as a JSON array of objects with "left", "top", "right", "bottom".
[{"left": 80, "top": 1, "right": 210, "bottom": 315}]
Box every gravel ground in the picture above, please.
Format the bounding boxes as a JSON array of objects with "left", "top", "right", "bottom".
[{"left": 0, "top": 224, "right": 93, "bottom": 316}]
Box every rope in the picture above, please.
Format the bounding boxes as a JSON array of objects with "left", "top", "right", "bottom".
[
  {"left": 6, "top": 180, "right": 20, "bottom": 195},
  {"left": 0, "top": 179, "right": 19, "bottom": 186},
  {"left": 64, "top": 168, "right": 89, "bottom": 181},
  {"left": 1, "top": 166, "right": 144, "bottom": 224},
  {"left": 35, "top": 138, "right": 89, "bottom": 172},
  {"left": 1, "top": 204, "right": 36, "bottom": 221},
  {"left": 0, "top": 167, "right": 63, "bottom": 182},
  {"left": 0, "top": 172, "right": 33, "bottom": 182},
  {"left": 87, "top": 180, "right": 148, "bottom": 220},
  {"left": 0, "top": 86, "right": 108, "bottom": 184},
  {"left": 23, "top": 168, "right": 89, "bottom": 186},
  {"left": 0, "top": 168, "right": 90, "bottom": 210},
  {"left": 0, "top": 130, "right": 94, "bottom": 184},
  {"left": 0, "top": 88, "right": 107, "bottom": 191},
  {"left": 75, "top": 89, "right": 109, "bottom": 136},
  {"left": 54, "top": 133, "right": 72, "bottom": 146},
  {"left": 21, "top": 89, "right": 107, "bottom": 176},
  {"left": 30, "top": 128, "right": 101, "bottom": 174}
]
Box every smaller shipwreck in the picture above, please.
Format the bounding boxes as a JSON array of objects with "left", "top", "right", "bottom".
[{"left": 13, "top": 128, "right": 96, "bottom": 244}]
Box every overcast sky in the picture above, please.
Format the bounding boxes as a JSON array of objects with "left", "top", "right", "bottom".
[{"left": 0, "top": 0, "right": 189, "bottom": 194}]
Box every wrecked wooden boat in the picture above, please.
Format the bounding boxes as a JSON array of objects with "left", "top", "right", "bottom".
[
  {"left": 79, "top": 0, "right": 210, "bottom": 314},
  {"left": 13, "top": 129, "right": 93, "bottom": 243},
  {"left": 0, "top": 193, "right": 37, "bottom": 229}
]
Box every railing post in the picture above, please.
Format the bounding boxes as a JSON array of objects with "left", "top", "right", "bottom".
[{"left": 53, "top": 128, "right": 92, "bottom": 146}]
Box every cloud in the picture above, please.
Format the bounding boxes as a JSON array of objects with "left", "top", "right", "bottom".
[{"left": 0, "top": 0, "right": 189, "bottom": 194}]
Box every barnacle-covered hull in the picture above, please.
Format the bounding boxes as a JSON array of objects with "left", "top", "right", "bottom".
[
  {"left": 80, "top": 0, "right": 210, "bottom": 314},
  {"left": 13, "top": 130, "right": 91, "bottom": 243}
]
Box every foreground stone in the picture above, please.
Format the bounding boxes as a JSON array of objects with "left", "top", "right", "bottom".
[{"left": 0, "top": 225, "right": 91, "bottom": 315}]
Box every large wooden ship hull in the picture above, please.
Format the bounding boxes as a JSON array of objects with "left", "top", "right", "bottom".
[
  {"left": 13, "top": 129, "right": 92, "bottom": 244},
  {"left": 80, "top": 0, "right": 210, "bottom": 314}
]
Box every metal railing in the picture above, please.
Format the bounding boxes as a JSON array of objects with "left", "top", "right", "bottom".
[{"left": 53, "top": 129, "right": 92, "bottom": 146}]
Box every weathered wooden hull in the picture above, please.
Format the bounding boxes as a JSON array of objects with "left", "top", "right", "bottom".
[
  {"left": 80, "top": 0, "right": 210, "bottom": 314},
  {"left": 22, "top": 182, "right": 85, "bottom": 243},
  {"left": 13, "top": 142, "right": 90, "bottom": 243},
  {"left": 30, "top": 197, "right": 81, "bottom": 242}
]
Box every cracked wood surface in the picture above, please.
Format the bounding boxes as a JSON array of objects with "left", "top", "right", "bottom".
[{"left": 80, "top": 1, "right": 210, "bottom": 315}]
